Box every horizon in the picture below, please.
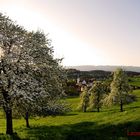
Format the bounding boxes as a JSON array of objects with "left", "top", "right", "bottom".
[
  {"left": 66, "top": 65, "right": 140, "bottom": 73},
  {"left": 0, "top": 0, "right": 140, "bottom": 67},
  {"left": 66, "top": 65, "right": 140, "bottom": 67},
  {"left": 66, "top": 64, "right": 140, "bottom": 67}
]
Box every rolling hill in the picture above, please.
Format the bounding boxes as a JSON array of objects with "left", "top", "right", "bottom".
[{"left": 66, "top": 65, "right": 140, "bottom": 72}]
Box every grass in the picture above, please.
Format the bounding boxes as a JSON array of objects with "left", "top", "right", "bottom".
[
  {"left": 129, "top": 77, "right": 140, "bottom": 87},
  {"left": 0, "top": 90, "right": 140, "bottom": 140}
]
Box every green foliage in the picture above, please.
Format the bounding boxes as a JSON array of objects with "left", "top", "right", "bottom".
[
  {"left": 89, "top": 81, "right": 107, "bottom": 112},
  {"left": 104, "top": 68, "right": 132, "bottom": 112},
  {"left": 66, "top": 69, "right": 111, "bottom": 80},
  {"left": 78, "top": 87, "right": 89, "bottom": 112},
  {"left": 64, "top": 79, "right": 80, "bottom": 96}
]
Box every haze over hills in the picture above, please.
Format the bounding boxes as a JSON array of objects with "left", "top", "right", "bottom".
[{"left": 66, "top": 65, "right": 140, "bottom": 72}]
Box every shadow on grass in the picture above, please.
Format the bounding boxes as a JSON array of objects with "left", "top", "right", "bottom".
[
  {"left": 0, "top": 133, "right": 22, "bottom": 140},
  {"left": 59, "top": 113, "right": 78, "bottom": 116},
  {"left": 125, "top": 105, "right": 140, "bottom": 110},
  {"left": 22, "top": 121, "right": 140, "bottom": 140},
  {"left": 102, "top": 105, "right": 140, "bottom": 113},
  {"left": 0, "top": 121, "right": 140, "bottom": 140}
]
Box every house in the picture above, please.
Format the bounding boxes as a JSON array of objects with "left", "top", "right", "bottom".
[{"left": 76, "top": 77, "right": 94, "bottom": 92}]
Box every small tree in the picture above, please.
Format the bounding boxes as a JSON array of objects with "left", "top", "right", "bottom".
[
  {"left": 89, "top": 81, "right": 106, "bottom": 112},
  {"left": 78, "top": 86, "right": 89, "bottom": 112},
  {"left": 105, "top": 68, "right": 131, "bottom": 112}
]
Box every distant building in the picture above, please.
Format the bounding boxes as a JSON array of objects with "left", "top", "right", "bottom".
[
  {"left": 82, "top": 80, "right": 86, "bottom": 85},
  {"left": 76, "top": 76, "right": 94, "bottom": 92}
]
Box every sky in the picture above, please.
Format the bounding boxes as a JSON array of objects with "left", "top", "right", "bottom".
[{"left": 0, "top": 0, "right": 140, "bottom": 66}]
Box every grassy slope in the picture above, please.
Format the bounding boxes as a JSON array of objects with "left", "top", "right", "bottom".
[
  {"left": 0, "top": 90, "right": 140, "bottom": 140},
  {"left": 129, "top": 77, "right": 140, "bottom": 87}
]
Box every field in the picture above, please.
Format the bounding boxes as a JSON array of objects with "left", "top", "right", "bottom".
[
  {"left": 129, "top": 77, "right": 140, "bottom": 87},
  {"left": 0, "top": 90, "right": 140, "bottom": 140}
]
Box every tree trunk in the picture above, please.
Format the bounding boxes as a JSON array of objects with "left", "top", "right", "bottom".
[
  {"left": 25, "top": 112, "right": 30, "bottom": 128},
  {"left": 97, "top": 107, "right": 100, "bottom": 112},
  {"left": 83, "top": 105, "right": 86, "bottom": 112},
  {"left": 2, "top": 91, "right": 13, "bottom": 135},
  {"left": 1, "top": 77, "right": 13, "bottom": 135},
  {"left": 5, "top": 108, "right": 13, "bottom": 135},
  {"left": 120, "top": 100, "right": 123, "bottom": 112}
]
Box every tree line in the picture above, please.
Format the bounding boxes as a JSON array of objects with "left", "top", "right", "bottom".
[{"left": 78, "top": 68, "right": 135, "bottom": 112}]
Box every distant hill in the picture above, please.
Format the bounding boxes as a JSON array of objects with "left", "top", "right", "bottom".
[
  {"left": 66, "top": 68, "right": 140, "bottom": 81},
  {"left": 66, "top": 65, "right": 140, "bottom": 72}
]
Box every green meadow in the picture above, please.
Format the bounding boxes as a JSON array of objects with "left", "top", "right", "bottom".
[
  {"left": 129, "top": 77, "right": 140, "bottom": 87},
  {"left": 0, "top": 90, "right": 140, "bottom": 140}
]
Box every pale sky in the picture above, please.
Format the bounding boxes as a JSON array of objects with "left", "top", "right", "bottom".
[{"left": 0, "top": 0, "right": 140, "bottom": 66}]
